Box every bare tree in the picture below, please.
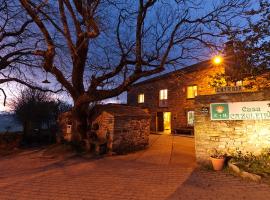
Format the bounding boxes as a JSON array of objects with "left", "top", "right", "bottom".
[
  {"left": 13, "top": 0, "right": 249, "bottom": 142},
  {"left": 0, "top": 0, "right": 63, "bottom": 107},
  {"left": 0, "top": 0, "right": 34, "bottom": 105},
  {"left": 227, "top": 0, "right": 270, "bottom": 79}
]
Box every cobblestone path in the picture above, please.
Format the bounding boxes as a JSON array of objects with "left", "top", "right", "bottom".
[{"left": 0, "top": 134, "right": 269, "bottom": 200}]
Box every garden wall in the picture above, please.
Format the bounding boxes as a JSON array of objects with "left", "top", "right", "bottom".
[{"left": 195, "top": 89, "right": 270, "bottom": 164}]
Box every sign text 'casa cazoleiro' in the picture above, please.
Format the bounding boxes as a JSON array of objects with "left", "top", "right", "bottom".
[{"left": 210, "top": 101, "right": 270, "bottom": 120}]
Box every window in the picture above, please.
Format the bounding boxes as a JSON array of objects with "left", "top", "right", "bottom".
[
  {"left": 236, "top": 80, "right": 243, "bottom": 86},
  {"left": 187, "top": 85, "right": 197, "bottom": 99},
  {"left": 159, "top": 89, "right": 168, "bottom": 100},
  {"left": 138, "top": 93, "right": 144, "bottom": 103},
  {"left": 187, "top": 111, "right": 195, "bottom": 126}
]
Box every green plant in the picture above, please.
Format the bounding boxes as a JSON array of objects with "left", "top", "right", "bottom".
[
  {"left": 230, "top": 149, "right": 270, "bottom": 177},
  {"left": 208, "top": 148, "right": 226, "bottom": 159}
]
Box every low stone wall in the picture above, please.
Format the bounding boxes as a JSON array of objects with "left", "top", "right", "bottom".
[
  {"left": 113, "top": 116, "right": 150, "bottom": 154},
  {"left": 195, "top": 89, "right": 270, "bottom": 164}
]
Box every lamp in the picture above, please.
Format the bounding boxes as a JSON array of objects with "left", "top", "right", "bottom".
[
  {"left": 42, "top": 72, "right": 51, "bottom": 84},
  {"left": 212, "top": 55, "right": 223, "bottom": 65}
]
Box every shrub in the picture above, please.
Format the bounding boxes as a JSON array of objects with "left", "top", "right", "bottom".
[{"left": 230, "top": 149, "right": 270, "bottom": 177}]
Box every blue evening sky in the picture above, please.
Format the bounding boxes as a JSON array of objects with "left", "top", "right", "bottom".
[{"left": 0, "top": 0, "right": 262, "bottom": 111}]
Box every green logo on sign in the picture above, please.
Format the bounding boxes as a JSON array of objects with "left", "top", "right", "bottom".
[{"left": 211, "top": 103, "right": 229, "bottom": 120}]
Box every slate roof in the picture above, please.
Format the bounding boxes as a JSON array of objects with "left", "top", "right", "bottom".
[
  {"left": 91, "top": 104, "right": 150, "bottom": 117},
  {"left": 132, "top": 60, "right": 212, "bottom": 87}
]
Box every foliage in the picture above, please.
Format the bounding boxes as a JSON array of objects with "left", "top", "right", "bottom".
[
  {"left": 208, "top": 148, "right": 226, "bottom": 159},
  {"left": 11, "top": 88, "right": 71, "bottom": 133},
  {"left": 11, "top": 89, "right": 55, "bottom": 130},
  {"left": 208, "top": 72, "right": 270, "bottom": 90},
  {"left": 208, "top": 73, "right": 227, "bottom": 88},
  {"left": 230, "top": 149, "right": 270, "bottom": 177}
]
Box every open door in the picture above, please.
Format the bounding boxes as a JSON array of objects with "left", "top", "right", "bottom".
[
  {"left": 163, "top": 112, "right": 171, "bottom": 132},
  {"left": 156, "top": 112, "right": 171, "bottom": 133}
]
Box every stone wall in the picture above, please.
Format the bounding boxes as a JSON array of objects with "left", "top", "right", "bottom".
[
  {"left": 195, "top": 89, "right": 270, "bottom": 164},
  {"left": 91, "top": 111, "right": 114, "bottom": 143},
  {"left": 113, "top": 116, "right": 150, "bottom": 153},
  {"left": 89, "top": 105, "right": 150, "bottom": 154},
  {"left": 127, "top": 61, "right": 224, "bottom": 131}
]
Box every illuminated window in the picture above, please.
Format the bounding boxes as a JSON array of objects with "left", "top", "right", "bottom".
[
  {"left": 159, "top": 89, "right": 168, "bottom": 100},
  {"left": 236, "top": 80, "right": 243, "bottom": 86},
  {"left": 187, "top": 111, "right": 195, "bottom": 126},
  {"left": 138, "top": 93, "right": 144, "bottom": 103},
  {"left": 187, "top": 85, "right": 197, "bottom": 99}
]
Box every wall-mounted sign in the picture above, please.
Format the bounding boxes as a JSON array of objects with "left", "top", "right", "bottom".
[
  {"left": 210, "top": 101, "right": 270, "bottom": 120},
  {"left": 215, "top": 86, "right": 242, "bottom": 94}
]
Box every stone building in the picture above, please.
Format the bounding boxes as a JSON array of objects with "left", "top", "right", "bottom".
[
  {"left": 89, "top": 104, "right": 150, "bottom": 154},
  {"left": 127, "top": 60, "right": 224, "bottom": 134},
  {"left": 58, "top": 104, "right": 150, "bottom": 154}
]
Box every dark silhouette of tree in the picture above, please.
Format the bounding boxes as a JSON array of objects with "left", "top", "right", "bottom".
[
  {"left": 10, "top": 89, "right": 71, "bottom": 145},
  {"left": 11, "top": 89, "right": 56, "bottom": 135},
  {"left": 2, "top": 0, "right": 250, "bottom": 142},
  {"left": 225, "top": 0, "right": 270, "bottom": 80}
]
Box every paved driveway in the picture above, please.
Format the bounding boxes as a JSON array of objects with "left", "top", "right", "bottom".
[{"left": 0, "top": 134, "right": 269, "bottom": 200}]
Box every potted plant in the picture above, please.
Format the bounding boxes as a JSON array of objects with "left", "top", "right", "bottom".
[{"left": 209, "top": 148, "right": 226, "bottom": 171}]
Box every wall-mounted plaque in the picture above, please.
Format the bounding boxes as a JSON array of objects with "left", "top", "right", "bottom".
[{"left": 215, "top": 86, "right": 242, "bottom": 94}]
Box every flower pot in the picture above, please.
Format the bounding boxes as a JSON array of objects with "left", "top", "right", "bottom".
[{"left": 210, "top": 157, "right": 225, "bottom": 171}]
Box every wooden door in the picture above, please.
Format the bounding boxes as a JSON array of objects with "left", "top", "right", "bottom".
[{"left": 157, "top": 112, "right": 164, "bottom": 132}]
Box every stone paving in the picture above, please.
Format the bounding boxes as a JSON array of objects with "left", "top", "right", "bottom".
[{"left": 0, "top": 134, "right": 269, "bottom": 200}]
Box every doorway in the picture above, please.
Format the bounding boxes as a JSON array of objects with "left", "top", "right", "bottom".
[{"left": 157, "top": 112, "right": 171, "bottom": 133}]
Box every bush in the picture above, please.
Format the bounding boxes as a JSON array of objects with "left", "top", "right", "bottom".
[
  {"left": 0, "top": 132, "right": 22, "bottom": 150},
  {"left": 230, "top": 149, "right": 270, "bottom": 177}
]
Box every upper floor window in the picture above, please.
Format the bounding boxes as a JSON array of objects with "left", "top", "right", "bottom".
[
  {"left": 138, "top": 93, "right": 144, "bottom": 103},
  {"left": 159, "top": 89, "right": 168, "bottom": 100},
  {"left": 187, "top": 85, "right": 197, "bottom": 99}
]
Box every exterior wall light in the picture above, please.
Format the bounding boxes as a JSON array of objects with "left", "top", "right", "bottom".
[{"left": 213, "top": 55, "right": 223, "bottom": 65}]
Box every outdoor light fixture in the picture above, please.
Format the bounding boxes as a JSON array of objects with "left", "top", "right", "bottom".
[
  {"left": 213, "top": 55, "right": 223, "bottom": 65},
  {"left": 42, "top": 72, "right": 51, "bottom": 84}
]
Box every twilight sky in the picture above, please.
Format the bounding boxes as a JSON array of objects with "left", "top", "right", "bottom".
[{"left": 0, "top": 0, "right": 260, "bottom": 112}]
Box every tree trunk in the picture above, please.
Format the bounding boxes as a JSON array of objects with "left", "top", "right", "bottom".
[
  {"left": 23, "top": 121, "right": 32, "bottom": 135},
  {"left": 71, "top": 104, "right": 89, "bottom": 144}
]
